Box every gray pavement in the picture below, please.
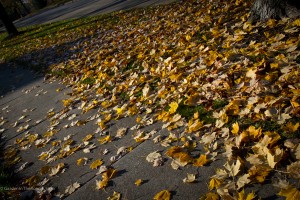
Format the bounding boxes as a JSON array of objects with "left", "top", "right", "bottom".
[
  {"left": 0, "top": 0, "right": 285, "bottom": 199},
  {"left": 0, "top": 64, "right": 284, "bottom": 199},
  {"left": 0, "top": 0, "right": 176, "bottom": 32},
  {"left": 0, "top": 64, "right": 224, "bottom": 199}
]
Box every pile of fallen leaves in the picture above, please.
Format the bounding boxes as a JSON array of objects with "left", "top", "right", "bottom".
[{"left": 2, "top": 0, "right": 300, "bottom": 199}]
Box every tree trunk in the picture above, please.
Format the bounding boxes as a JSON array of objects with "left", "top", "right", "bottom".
[
  {"left": 0, "top": 2, "right": 19, "bottom": 36},
  {"left": 249, "top": 0, "right": 300, "bottom": 22}
]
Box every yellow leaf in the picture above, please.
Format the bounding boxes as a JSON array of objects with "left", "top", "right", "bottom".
[
  {"left": 77, "top": 157, "right": 88, "bottom": 166},
  {"left": 135, "top": 179, "right": 143, "bottom": 186},
  {"left": 98, "top": 135, "right": 112, "bottom": 144},
  {"left": 292, "top": 19, "right": 300, "bottom": 26},
  {"left": 248, "top": 165, "right": 271, "bottom": 183},
  {"left": 270, "top": 62, "right": 278, "bottom": 69},
  {"left": 116, "top": 107, "right": 124, "bottom": 116},
  {"left": 101, "top": 101, "right": 112, "bottom": 108},
  {"left": 24, "top": 175, "right": 40, "bottom": 187},
  {"left": 285, "top": 122, "right": 300, "bottom": 133},
  {"left": 278, "top": 186, "right": 300, "bottom": 200},
  {"left": 209, "top": 178, "right": 222, "bottom": 190},
  {"left": 169, "top": 102, "right": 178, "bottom": 114},
  {"left": 136, "top": 116, "right": 142, "bottom": 123},
  {"left": 187, "top": 119, "right": 203, "bottom": 133},
  {"left": 96, "top": 179, "right": 108, "bottom": 190},
  {"left": 103, "top": 168, "right": 117, "bottom": 180},
  {"left": 193, "top": 154, "right": 208, "bottom": 167},
  {"left": 165, "top": 146, "right": 192, "bottom": 166},
  {"left": 107, "top": 191, "right": 121, "bottom": 200},
  {"left": 82, "top": 134, "right": 93, "bottom": 142},
  {"left": 153, "top": 190, "right": 171, "bottom": 200},
  {"left": 39, "top": 166, "right": 51, "bottom": 175},
  {"left": 90, "top": 159, "right": 103, "bottom": 169},
  {"left": 231, "top": 122, "right": 239, "bottom": 135},
  {"left": 39, "top": 153, "right": 49, "bottom": 161},
  {"left": 185, "top": 35, "right": 191, "bottom": 41},
  {"left": 98, "top": 121, "right": 107, "bottom": 130},
  {"left": 62, "top": 99, "right": 73, "bottom": 107},
  {"left": 246, "top": 192, "right": 256, "bottom": 200},
  {"left": 204, "top": 192, "right": 220, "bottom": 200},
  {"left": 206, "top": 51, "right": 217, "bottom": 66},
  {"left": 247, "top": 126, "right": 262, "bottom": 139},
  {"left": 238, "top": 189, "right": 255, "bottom": 200}
]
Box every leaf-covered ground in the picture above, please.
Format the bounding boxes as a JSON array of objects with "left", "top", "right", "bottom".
[{"left": 1, "top": 0, "right": 300, "bottom": 199}]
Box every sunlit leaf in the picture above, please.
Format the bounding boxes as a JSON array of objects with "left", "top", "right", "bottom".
[
  {"left": 90, "top": 159, "right": 103, "bottom": 169},
  {"left": 153, "top": 190, "right": 171, "bottom": 200}
]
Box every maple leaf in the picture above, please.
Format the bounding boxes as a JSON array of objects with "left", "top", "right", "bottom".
[
  {"left": 238, "top": 189, "right": 255, "bottom": 200},
  {"left": 49, "top": 163, "right": 65, "bottom": 176},
  {"left": 237, "top": 174, "right": 251, "bottom": 190},
  {"left": 165, "top": 146, "right": 192, "bottom": 166},
  {"left": 193, "top": 154, "right": 209, "bottom": 167},
  {"left": 98, "top": 135, "right": 112, "bottom": 144},
  {"left": 96, "top": 179, "right": 108, "bottom": 190},
  {"left": 278, "top": 185, "right": 300, "bottom": 200},
  {"left": 65, "top": 182, "right": 80, "bottom": 194},
  {"left": 24, "top": 175, "right": 40, "bottom": 187},
  {"left": 209, "top": 178, "right": 222, "bottom": 190},
  {"left": 90, "top": 159, "right": 103, "bottom": 169},
  {"left": 107, "top": 191, "right": 121, "bottom": 200},
  {"left": 183, "top": 173, "right": 196, "bottom": 183},
  {"left": 187, "top": 119, "right": 203, "bottom": 133},
  {"left": 116, "top": 127, "right": 127, "bottom": 138},
  {"left": 224, "top": 160, "right": 241, "bottom": 177},
  {"left": 231, "top": 122, "right": 239, "bottom": 135},
  {"left": 203, "top": 192, "right": 220, "bottom": 200},
  {"left": 168, "top": 102, "right": 178, "bottom": 114},
  {"left": 146, "top": 151, "right": 163, "bottom": 167},
  {"left": 77, "top": 157, "right": 88, "bottom": 166},
  {"left": 248, "top": 165, "right": 271, "bottom": 183},
  {"left": 153, "top": 190, "right": 171, "bottom": 200}
]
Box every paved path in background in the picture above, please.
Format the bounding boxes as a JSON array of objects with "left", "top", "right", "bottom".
[{"left": 0, "top": 0, "right": 176, "bottom": 32}]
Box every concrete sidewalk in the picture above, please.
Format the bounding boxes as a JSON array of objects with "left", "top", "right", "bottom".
[
  {"left": 0, "top": 64, "right": 284, "bottom": 199},
  {"left": 0, "top": 64, "right": 224, "bottom": 199},
  {"left": 0, "top": 0, "right": 177, "bottom": 32}
]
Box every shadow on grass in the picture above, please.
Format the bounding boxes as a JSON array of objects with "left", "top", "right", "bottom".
[{"left": 0, "top": 14, "right": 109, "bottom": 50}]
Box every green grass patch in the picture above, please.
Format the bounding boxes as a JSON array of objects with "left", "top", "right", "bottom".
[
  {"left": 81, "top": 77, "right": 95, "bottom": 85},
  {"left": 212, "top": 99, "right": 228, "bottom": 110},
  {"left": 119, "top": 92, "right": 130, "bottom": 101},
  {"left": 295, "top": 55, "right": 300, "bottom": 64},
  {"left": 176, "top": 104, "right": 215, "bottom": 124},
  {"left": 0, "top": 13, "right": 119, "bottom": 65}
]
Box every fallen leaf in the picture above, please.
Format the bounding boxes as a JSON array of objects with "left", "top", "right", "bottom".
[
  {"left": 183, "top": 173, "right": 196, "bottom": 183},
  {"left": 193, "top": 154, "right": 209, "bottom": 167},
  {"left": 65, "top": 182, "right": 80, "bottom": 194},
  {"left": 135, "top": 179, "right": 143, "bottom": 186},
  {"left": 90, "top": 159, "right": 103, "bottom": 169},
  {"left": 153, "top": 190, "right": 171, "bottom": 200},
  {"left": 107, "top": 191, "right": 121, "bottom": 200}
]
